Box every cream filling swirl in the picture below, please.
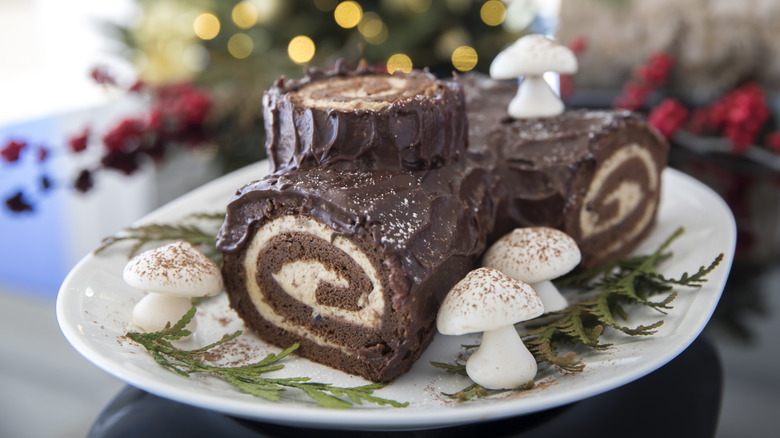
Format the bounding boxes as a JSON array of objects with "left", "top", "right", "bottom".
[
  {"left": 579, "top": 143, "right": 659, "bottom": 251},
  {"left": 243, "top": 216, "right": 385, "bottom": 351}
]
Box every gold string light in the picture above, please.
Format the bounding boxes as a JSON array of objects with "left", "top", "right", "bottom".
[
  {"left": 387, "top": 53, "right": 413, "bottom": 73},
  {"left": 193, "top": 13, "right": 220, "bottom": 40},
  {"left": 334, "top": 1, "right": 363, "bottom": 28},
  {"left": 228, "top": 33, "right": 254, "bottom": 59},
  {"left": 480, "top": 0, "right": 506, "bottom": 26},
  {"left": 451, "top": 46, "right": 478, "bottom": 71},
  {"left": 232, "top": 2, "right": 258, "bottom": 29},
  {"left": 358, "top": 12, "right": 383, "bottom": 38},
  {"left": 288, "top": 35, "right": 316, "bottom": 64}
]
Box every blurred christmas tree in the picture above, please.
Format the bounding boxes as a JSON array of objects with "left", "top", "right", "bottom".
[{"left": 107, "top": 0, "right": 547, "bottom": 171}]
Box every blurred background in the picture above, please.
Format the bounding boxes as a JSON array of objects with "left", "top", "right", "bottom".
[{"left": 1, "top": 0, "right": 779, "bottom": 437}]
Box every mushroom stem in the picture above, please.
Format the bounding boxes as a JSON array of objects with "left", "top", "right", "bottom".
[
  {"left": 132, "top": 293, "right": 196, "bottom": 336},
  {"left": 531, "top": 280, "right": 568, "bottom": 313},
  {"left": 466, "top": 324, "right": 537, "bottom": 390},
  {"left": 509, "top": 75, "right": 564, "bottom": 119}
]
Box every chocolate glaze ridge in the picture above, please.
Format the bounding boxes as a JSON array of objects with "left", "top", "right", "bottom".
[{"left": 264, "top": 60, "right": 467, "bottom": 173}]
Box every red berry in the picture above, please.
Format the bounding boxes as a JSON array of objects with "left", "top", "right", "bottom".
[
  {"left": 69, "top": 129, "right": 90, "bottom": 153},
  {"left": 37, "top": 147, "right": 49, "bottom": 162},
  {"left": 649, "top": 98, "right": 689, "bottom": 139},
  {"left": 568, "top": 36, "right": 588, "bottom": 55},
  {"left": 90, "top": 67, "right": 116, "bottom": 86},
  {"left": 5, "top": 191, "right": 33, "bottom": 212},
  {"left": 102, "top": 119, "right": 146, "bottom": 154},
  {"left": 74, "top": 169, "right": 94, "bottom": 193},
  {"left": 1, "top": 140, "right": 26, "bottom": 163}
]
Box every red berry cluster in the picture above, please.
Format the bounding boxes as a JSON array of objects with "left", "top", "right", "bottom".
[
  {"left": 2, "top": 68, "right": 213, "bottom": 213},
  {"left": 80, "top": 80, "right": 212, "bottom": 177},
  {"left": 648, "top": 98, "right": 689, "bottom": 139},
  {"left": 613, "top": 53, "right": 674, "bottom": 111},
  {"left": 688, "top": 82, "right": 772, "bottom": 154}
]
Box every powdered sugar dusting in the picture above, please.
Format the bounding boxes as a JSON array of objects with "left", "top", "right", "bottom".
[
  {"left": 123, "top": 241, "right": 222, "bottom": 297},
  {"left": 437, "top": 267, "right": 543, "bottom": 334},
  {"left": 482, "top": 227, "right": 581, "bottom": 284}
]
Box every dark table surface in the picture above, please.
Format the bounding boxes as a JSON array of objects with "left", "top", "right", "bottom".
[{"left": 88, "top": 143, "right": 779, "bottom": 438}]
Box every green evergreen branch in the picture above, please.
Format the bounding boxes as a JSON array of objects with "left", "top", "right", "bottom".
[
  {"left": 524, "top": 227, "right": 722, "bottom": 372},
  {"left": 95, "top": 212, "right": 226, "bottom": 262},
  {"left": 433, "top": 227, "right": 724, "bottom": 400},
  {"left": 126, "top": 308, "right": 408, "bottom": 409},
  {"left": 430, "top": 361, "right": 468, "bottom": 377}
]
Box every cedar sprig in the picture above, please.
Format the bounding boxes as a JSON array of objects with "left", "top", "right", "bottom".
[
  {"left": 95, "top": 212, "right": 226, "bottom": 261},
  {"left": 126, "top": 307, "right": 408, "bottom": 409},
  {"left": 525, "top": 227, "right": 723, "bottom": 372},
  {"left": 432, "top": 227, "right": 724, "bottom": 399}
]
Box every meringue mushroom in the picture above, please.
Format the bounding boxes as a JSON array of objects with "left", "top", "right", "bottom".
[
  {"left": 489, "top": 34, "right": 578, "bottom": 119},
  {"left": 482, "top": 227, "right": 581, "bottom": 313},
  {"left": 123, "top": 241, "right": 223, "bottom": 333},
  {"left": 437, "top": 267, "right": 544, "bottom": 390}
]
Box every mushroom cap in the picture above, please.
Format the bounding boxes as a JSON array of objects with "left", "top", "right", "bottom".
[
  {"left": 490, "top": 34, "right": 578, "bottom": 79},
  {"left": 482, "top": 227, "right": 581, "bottom": 284},
  {"left": 123, "top": 241, "right": 223, "bottom": 297},
  {"left": 437, "top": 267, "right": 544, "bottom": 335}
]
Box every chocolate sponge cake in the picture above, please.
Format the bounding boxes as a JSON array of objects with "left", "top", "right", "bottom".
[
  {"left": 218, "top": 163, "right": 495, "bottom": 382},
  {"left": 217, "top": 65, "right": 668, "bottom": 382},
  {"left": 462, "top": 75, "right": 668, "bottom": 268}
]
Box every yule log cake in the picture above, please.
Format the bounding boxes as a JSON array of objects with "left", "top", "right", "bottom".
[{"left": 216, "top": 63, "right": 668, "bottom": 383}]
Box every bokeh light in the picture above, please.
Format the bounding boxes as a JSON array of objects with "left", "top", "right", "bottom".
[
  {"left": 334, "top": 1, "right": 363, "bottom": 29},
  {"left": 365, "top": 25, "right": 388, "bottom": 45},
  {"left": 358, "top": 12, "right": 383, "bottom": 38},
  {"left": 363, "top": 22, "right": 388, "bottom": 45},
  {"left": 288, "top": 35, "right": 316, "bottom": 64},
  {"left": 503, "top": 0, "right": 537, "bottom": 32},
  {"left": 451, "top": 46, "right": 478, "bottom": 71},
  {"left": 435, "top": 27, "right": 470, "bottom": 61},
  {"left": 182, "top": 44, "right": 209, "bottom": 72},
  {"left": 387, "top": 53, "right": 413, "bottom": 73},
  {"left": 193, "top": 13, "right": 220, "bottom": 40},
  {"left": 228, "top": 33, "right": 254, "bottom": 59},
  {"left": 232, "top": 2, "right": 258, "bottom": 29},
  {"left": 406, "top": 0, "right": 432, "bottom": 13},
  {"left": 255, "top": 0, "right": 282, "bottom": 23},
  {"left": 480, "top": 1, "right": 506, "bottom": 26}
]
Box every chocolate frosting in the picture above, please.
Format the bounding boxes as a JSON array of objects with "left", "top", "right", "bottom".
[
  {"left": 217, "top": 70, "right": 668, "bottom": 381},
  {"left": 460, "top": 75, "right": 668, "bottom": 266},
  {"left": 264, "top": 61, "right": 467, "bottom": 173},
  {"left": 218, "top": 158, "right": 495, "bottom": 305}
]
